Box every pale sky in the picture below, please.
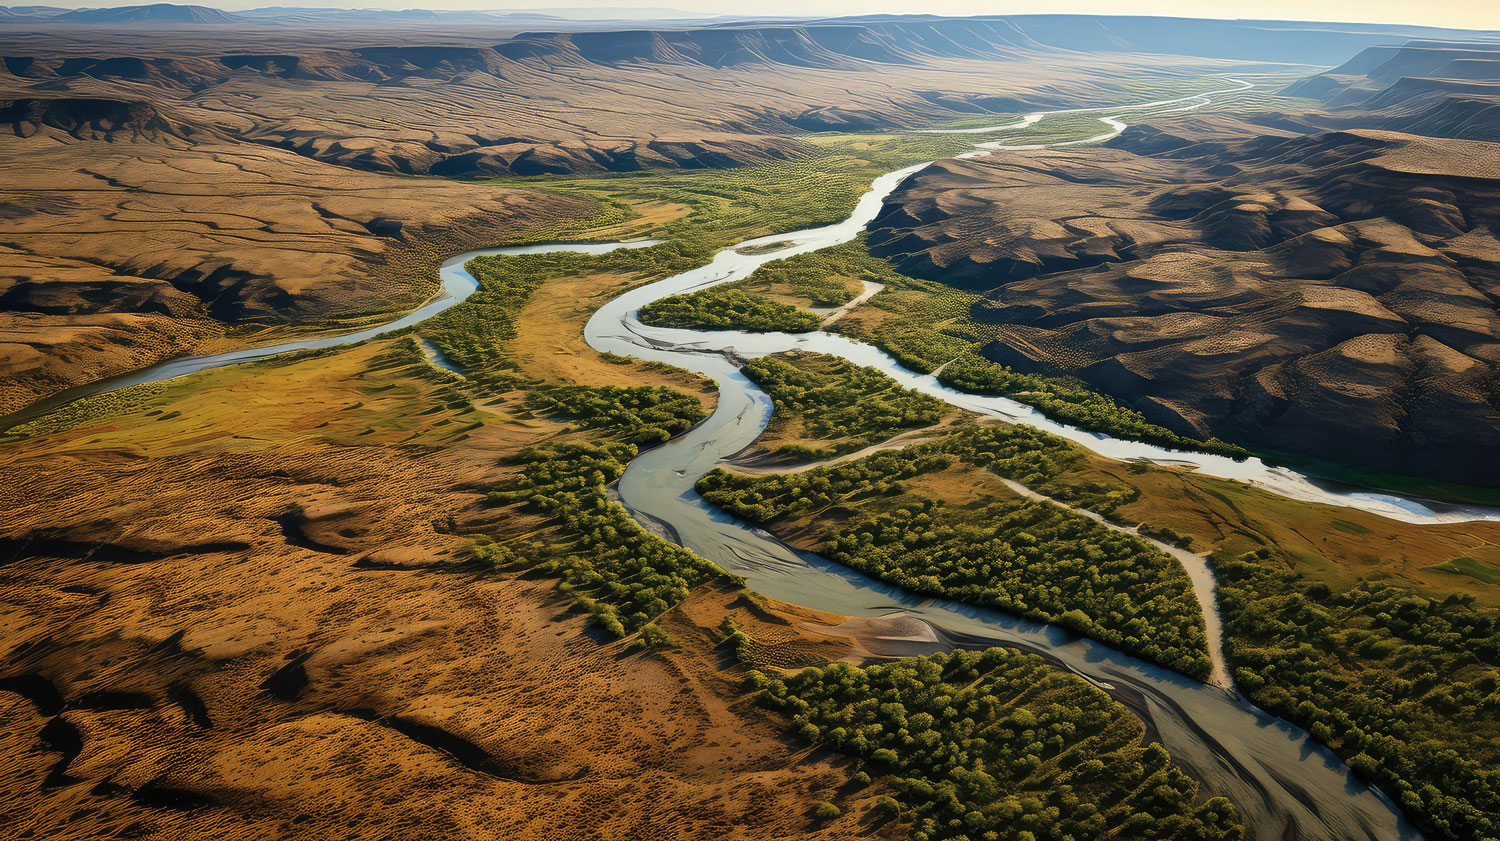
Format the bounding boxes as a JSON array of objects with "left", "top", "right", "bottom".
[{"left": 52, "top": 0, "right": 1500, "bottom": 32}]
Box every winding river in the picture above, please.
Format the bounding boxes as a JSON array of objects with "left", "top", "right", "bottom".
[
  {"left": 579, "top": 167, "right": 1429, "bottom": 841},
  {"left": 9, "top": 84, "right": 1477, "bottom": 839}
]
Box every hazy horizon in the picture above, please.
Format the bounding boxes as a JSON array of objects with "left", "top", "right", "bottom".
[{"left": 9, "top": 0, "right": 1498, "bottom": 32}]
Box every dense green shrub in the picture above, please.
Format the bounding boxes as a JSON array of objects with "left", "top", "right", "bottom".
[
  {"left": 743, "top": 353, "right": 946, "bottom": 457},
  {"left": 639, "top": 288, "right": 821, "bottom": 332},
  {"left": 636, "top": 236, "right": 909, "bottom": 333},
  {"left": 938, "top": 354, "right": 1249, "bottom": 459},
  {"left": 1215, "top": 549, "right": 1500, "bottom": 841},
  {"left": 800, "top": 251, "right": 1246, "bottom": 460},
  {"left": 743, "top": 236, "right": 899, "bottom": 306},
  {"left": 528, "top": 383, "right": 706, "bottom": 444},
  {"left": 488, "top": 383, "right": 725, "bottom": 633},
  {"left": 752, "top": 649, "right": 1243, "bottom": 841},
  {"left": 493, "top": 440, "right": 726, "bottom": 634},
  {"left": 698, "top": 423, "right": 1209, "bottom": 679},
  {"left": 422, "top": 240, "right": 708, "bottom": 383}
]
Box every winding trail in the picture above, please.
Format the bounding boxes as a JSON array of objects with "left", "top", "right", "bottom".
[
  {"left": 1, "top": 79, "right": 1458, "bottom": 840},
  {"left": 718, "top": 421, "right": 1234, "bottom": 692},
  {"left": 816, "top": 279, "right": 885, "bottom": 328},
  {"left": 995, "top": 476, "right": 1232, "bottom": 690}
]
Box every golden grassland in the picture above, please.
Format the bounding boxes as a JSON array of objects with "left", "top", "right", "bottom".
[{"left": 1069, "top": 456, "right": 1500, "bottom": 606}]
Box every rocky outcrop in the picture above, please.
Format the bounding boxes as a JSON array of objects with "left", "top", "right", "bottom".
[{"left": 868, "top": 126, "right": 1500, "bottom": 485}]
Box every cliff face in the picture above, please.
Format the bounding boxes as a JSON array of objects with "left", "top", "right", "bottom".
[
  {"left": 1281, "top": 41, "right": 1500, "bottom": 143},
  {"left": 868, "top": 125, "right": 1500, "bottom": 485}
]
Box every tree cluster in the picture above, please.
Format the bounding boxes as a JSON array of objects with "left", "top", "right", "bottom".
[
  {"left": 422, "top": 240, "right": 708, "bottom": 386},
  {"left": 743, "top": 352, "right": 947, "bottom": 457},
  {"left": 741, "top": 237, "right": 897, "bottom": 306},
  {"left": 751, "top": 649, "right": 1243, "bottom": 841},
  {"left": 485, "top": 382, "right": 728, "bottom": 635},
  {"left": 528, "top": 383, "right": 706, "bottom": 444},
  {"left": 491, "top": 440, "right": 727, "bottom": 635},
  {"left": 1215, "top": 549, "right": 1500, "bottom": 841},
  {"left": 638, "top": 287, "right": 821, "bottom": 333},
  {"left": 938, "top": 354, "right": 1248, "bottom": 460},
  {"left": 697, "top": 423, "right": 1210, "bottom": 679}
]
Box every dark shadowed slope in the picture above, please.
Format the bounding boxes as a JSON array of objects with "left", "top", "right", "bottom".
[{"left": 868, "top": 126, "right": 1500, "bottom": 486}]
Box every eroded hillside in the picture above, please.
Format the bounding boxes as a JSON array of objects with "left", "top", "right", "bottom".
[
  {"left": 867, "top": 125, "right": 1500, "bottom": 484},
  {"left": 0, "top": 95, "right": 593, "bottom": 415}
]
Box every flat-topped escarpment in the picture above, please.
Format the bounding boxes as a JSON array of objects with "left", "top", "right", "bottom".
[{"left": 1281, "top": 40, "right": 1500, "bottom": 142}]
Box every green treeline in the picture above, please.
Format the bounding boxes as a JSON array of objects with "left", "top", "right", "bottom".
[
  {"left": 835, "top": 283, "right": 1248, "bottom": 460},
  {"left": 483, "top": 435, "right": 727, "bottom": 636},
  {"left": 635, "top": 237, "right": 902, "bottom": 332},
  {"left": 937, "top": 354, "right": 1249, "bottom": 460},
  {"left": 746, "top": 244, "right": 1248, "bottom": 460},
  {"left": 697, "top": 423, "right": 1210, "bottom": 679},
  {"left": 739, "top": 238, "right": 881, "bottom": 307},
  {"left": 477, "top": 374, "right": 725, "bottom": 635},
  {"left": 742, "top": 352, "right": 947, "bottom": 458},
  {"left": 639, "top": 287, "right": 821, "bottom": 332},
  {"left": 834, "top": 274, "right": 986, "bottom": 373},
  {"left": 1215, "top": 549, "right": 1500, "bottom": 841},
  {"left": 748, "top": 648, "right": 1242, "bottom": 841}
]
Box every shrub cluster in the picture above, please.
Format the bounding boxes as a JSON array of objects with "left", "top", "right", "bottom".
[
  {"left": 698, "top": 424, "right": 1210, "bottom": 679},
  {"left": 751, "top": 649, "right": 1243, "bottom": 841},
  {"left": 423, "top": 240, "right": 707, "bottom": 383},
  {"left": 817, "top": 259, "right": 1247, "bottom": 460},
  {"left": 490, "top": 440, "right": 726, "bottom": 635},
  {"left": 742, "top": 236, "right": 898, "bottom": 306},
  {"left": 1215, "top": 549, "right": 1500, "bottom": 841},
  {"left": 528, "top": 383, "right": 705, "bottom": 444},
  {"left": 486, "top": 382, "right": 724, "bottom": 634},
  {"left": 639, "top": 288, "right": 821, "bottom": 333},
  {"left": 742, "top": 353, "right": 946, "bottom": 457},
  {"left": 938, "top": 354, "right": 1248, "bottom": 459}
]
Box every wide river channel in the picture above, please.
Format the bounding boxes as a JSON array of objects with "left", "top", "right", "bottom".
[{"left": 12, "top": 87, "right": 1489, "bottom": 839}]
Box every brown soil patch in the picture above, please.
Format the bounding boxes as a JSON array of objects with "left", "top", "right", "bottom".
[{"left": 0, "top": 339, "right": 898, "bottom": 841}]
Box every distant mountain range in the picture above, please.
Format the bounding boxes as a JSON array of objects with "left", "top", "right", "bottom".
[
  {"left": 0, "top": 3, "right": 717, "bottom": 23},
  {"left": 1281, "top": 41, "right": 1500, "bottom": 141},
  {"left": 1, "top": 6, "right": 1498, "bottom": 52},
  {"left": 57, "top": 3, "right": 238, "bottom": 22}
]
